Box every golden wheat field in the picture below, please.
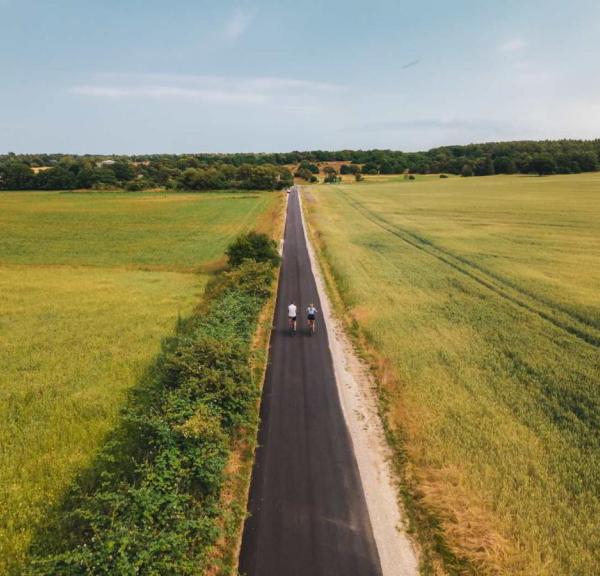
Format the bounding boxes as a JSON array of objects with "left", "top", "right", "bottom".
[{"left": 305, "top": 174, "right": 600, "bottom": 575}]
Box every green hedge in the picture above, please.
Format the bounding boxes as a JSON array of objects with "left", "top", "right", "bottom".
[{"left": 29, "top": 259, "right": 275, "bottom": 575}]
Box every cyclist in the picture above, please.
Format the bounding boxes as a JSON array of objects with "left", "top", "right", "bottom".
[
  {"left": 288, "top": 301, "right": 297, "bottom": 334},
  {"left": 306, "top": 303, "right": 318, "bottom": 335}
]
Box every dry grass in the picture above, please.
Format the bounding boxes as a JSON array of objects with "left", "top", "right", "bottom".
[{"left": 305, "top": 174, "right": 600, "bottom": 575}]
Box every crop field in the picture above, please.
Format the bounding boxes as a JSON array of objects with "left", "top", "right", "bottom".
[
  {"left": 0, "top": 190, "right": 282, "bottom": 573},
  {"left": 305, "top": 174, "right": 600, "bottom": 575}
]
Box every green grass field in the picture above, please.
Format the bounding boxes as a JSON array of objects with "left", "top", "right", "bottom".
[
  {"left": 0, "top": 190, "right": 282, "bottom": 573},
  {"left": 305, "top": 174, "right": 600, "bottom": 575}
]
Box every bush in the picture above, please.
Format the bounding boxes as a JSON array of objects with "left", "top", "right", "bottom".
[
  {"left": 29, "top": 239, "right": 277, "bottom": 575},
  {"left": 226, "top": 231, "right": 280, "bottom": 268},
  {"left": 125, "top": 179, "right": 153, "bottom": 191},
  {"left": 294, "top": 167, "right": 313, "bottom": 181},
  {"left": 461, "top": 164, "right": 474, "bottom": 177},
  {"left": 440, "top": 174, "right": 449, "bottom": 178}
]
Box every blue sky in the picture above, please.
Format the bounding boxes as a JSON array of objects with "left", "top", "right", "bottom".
[{"left": 1, "top": 0, "right": 599, "bottom": 153}]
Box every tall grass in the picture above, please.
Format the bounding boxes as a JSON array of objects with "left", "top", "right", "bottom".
[
  {"left": 0, "top": 191, "right": 275, "bottom": 270},
  {"left": 0, "top": 266, "right": 200, "bottom": 574},
  {"left": 305, "top": 174, "right": 600, "bottom": 575},
  {"left": 27, "top": 260, "right": 277, "bottom": 575},
  {"left": 0, "top": 190, "right": 281, "bottom": 573}
]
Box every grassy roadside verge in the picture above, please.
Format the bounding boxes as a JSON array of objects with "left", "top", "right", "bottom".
[
  {"left": 27, "top": 250, "right": 280, "bottom": 575},
  {"left": 301, "top": 187, "right": 468, "bottom": 575},
  {"left": 206, "top": 272, "right": 281, "bottom": 576}
]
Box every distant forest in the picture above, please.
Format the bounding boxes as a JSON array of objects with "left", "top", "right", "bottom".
[{"left": 1, "top": 139, "right": 599, "bottom": 190}]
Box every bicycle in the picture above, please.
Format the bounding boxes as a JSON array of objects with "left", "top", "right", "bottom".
[
  {"left": 306, "top": 304, "right": 318, "bottom": 336},
  {"left": 289, "top": 317, "right": 297, "bottom": 336}
]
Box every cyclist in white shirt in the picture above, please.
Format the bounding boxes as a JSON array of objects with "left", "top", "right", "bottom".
[{"left": 288, "top": 302, "right": 297, "bottom": 334}]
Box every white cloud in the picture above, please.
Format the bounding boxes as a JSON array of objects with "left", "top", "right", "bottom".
[
  {"left": 69, "top": 74, "right": 342, "bottom": 108},
  {"left": 498, "top": 38, "right": 527, "bottom": 53},
  {"left": 224, "top": 7, "right": 251, "bottom": 42},
  {"left": 71, "top": 84, "right": 265, "bottom": 104},
  {"left": 71, "top": 86, "right": 131, "bottom": 98}
]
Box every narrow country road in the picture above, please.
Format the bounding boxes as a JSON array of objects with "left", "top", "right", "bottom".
[{"left": 239, "top": 188, "right": 383, "bottom": 576}]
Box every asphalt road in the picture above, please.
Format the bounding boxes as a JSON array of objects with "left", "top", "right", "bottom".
[{"left": 238, "top": 188, "right": 383, "bottom": 576}]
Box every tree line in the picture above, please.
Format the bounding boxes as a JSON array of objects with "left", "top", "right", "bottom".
[
  {"left": 1, "top": 139, "right": 599, "bottom": 190},
  {"left": 0, "top": 156, "right": 293, "bottom": 191}
]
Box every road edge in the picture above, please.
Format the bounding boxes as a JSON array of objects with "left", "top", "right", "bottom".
[
  {"left": 221, "top": 191, "right": 288, "bottom": 576},
  {"left": 298, "top": 187, "right": 419, "bottom": 576}
]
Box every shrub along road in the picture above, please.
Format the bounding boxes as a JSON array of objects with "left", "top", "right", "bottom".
[{"left": 239, "top": 188, "right": 382, "bottom": 575}]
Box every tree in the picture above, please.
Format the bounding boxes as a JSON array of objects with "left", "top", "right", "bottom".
[
  {"left": 241, "top": 165, "right": 282, "bottom": 190},
  {"left": 0, "top": 161, "right": 35, "bottom": 189},
  {"left": 362, "top": 162, "right": 379, "bottom": 175},
  {"left": 573, "top": 151, "right": 598, "bottom": 172},
  {"left": 36, "top": 167, "right": 76, "bottom": 189},
  {"left": 323, "top": 165, "right": 340, "bottom": 183},
  {"left": 110, "top": 161, "right": 136, "bottom": 181},
  {"left": 298, "top": 160, "right": 319, "bottom": 174},
  {"left": 494, "top": 156, "right": 517, "bottom": 174},
  {"left": 529, "top": 154, "right": 556, "bottom": 176},
  {"left": 94, "top": 168, "right": 118, "bottom": 186},
  {"left": 226, "top": 231, "right": 280, "bottom": 267},
  {"left": 484, "top": 157, "right": 495, "bottom": 176},
  {"left": 294, "top": 167, "right": 313, "bottom": 181},
  {"left": 555, "top": 154, "right": 578, "bottom": 174},
  {"left": 278, "top": 167, "right": 294, "bottom": 188},
  {"left": 340, "top": 164, "right": 359, "bottom": 175},
  {"left": 76, "top": 168, "right": 100, "bottom": 188},
  {"left": 461, "top": 163, "right": 473, "bottom": 177},
  {"left": 179, "top": 167, "right": 227, "bottom": 190}
]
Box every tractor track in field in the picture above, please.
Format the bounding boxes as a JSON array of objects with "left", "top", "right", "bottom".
[{"left": 343, "top": 193, "right": 600, "bottom": 349}]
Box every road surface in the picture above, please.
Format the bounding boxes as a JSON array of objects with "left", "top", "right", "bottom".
[{"left": 239, "top": 188, "right": 383, "bottom": 576}]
